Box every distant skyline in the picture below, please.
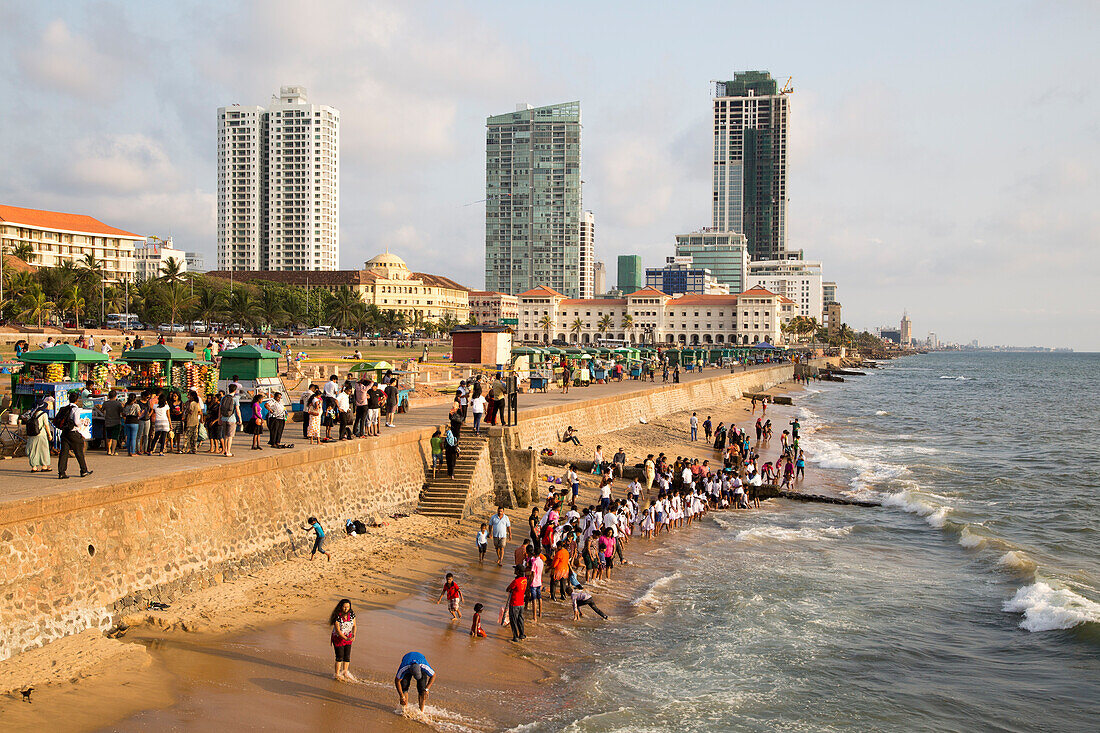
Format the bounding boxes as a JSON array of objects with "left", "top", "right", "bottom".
[{"left": 0, "top": 1, "right": 1097, "bottom": 349}]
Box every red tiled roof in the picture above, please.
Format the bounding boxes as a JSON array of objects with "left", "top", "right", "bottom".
[
  {"left": 0, "top": 204, "right": 141, "bottom": 238},
  {"left": 413, "top": 273, "right": 471, "bottom": 292},
  {"left": 667, "top": 293, "right": 740, "bottom": 305},
  {"left": 779, "top": 296, "right": 796, "bottom": 304},
  {"left": 738, "top": 287, "right": 777, "bottom": 298},
  {"left": 469, "top": 290, "right": 515, "bottom": 298},
  {"left": 559, "top": 298, "right": 627, "bottom": 306},
  {"left": 628, "top": 286, "right": 670, "bottom": 298},
  {"left": 517, "top": 285, "right": 566, "bottom": 298}
]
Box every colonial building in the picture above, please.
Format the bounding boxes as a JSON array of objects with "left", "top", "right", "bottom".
[
  {"left": 468, "top": 291, "right": 519, "bottom": 326},
  {"left": 134, "top": 236, "right": 188, "bottom": 281},
  {"left": 207, "top": 252, "right": 469, "bottom": 323},
  {"left": 0, "top": 204, "right": 142, "bottom": 283},
  {"left": 516, "top": 285, "right": 796, "bottom": 346}
]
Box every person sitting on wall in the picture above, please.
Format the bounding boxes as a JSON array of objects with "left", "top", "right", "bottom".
[{"left": 561, "top": 426, "right": 581, "bottom": 446}]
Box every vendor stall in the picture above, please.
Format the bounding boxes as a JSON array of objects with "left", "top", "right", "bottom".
[
  {"left": 14, "top": 345, "right": 110, "bottom": 415},
  {"left": 218, "top": 344, "right": 287, "bottom": 419},
  {"left": 121, "top": 344, "right": 211, "bottom": 394}
]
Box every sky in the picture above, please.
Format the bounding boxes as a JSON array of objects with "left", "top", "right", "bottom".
[{"left": 1, "top": 0, "right": 1097, "bottom": 349}]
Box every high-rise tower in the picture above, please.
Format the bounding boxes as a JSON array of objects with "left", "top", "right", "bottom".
[
  {"left": 485, "top": 102, "right": 584, "bottom": 298},
  {"left": 712, "top": 71, "right": 789, "bottom": 261},
  {"left": 217, "top": 86, "right": 339, "bottom": 271}
]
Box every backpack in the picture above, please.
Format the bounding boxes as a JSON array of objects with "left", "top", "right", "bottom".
[
  {"left": 219, "top": 395, "right": 235, "bottom": 417},
  {"left": 23, "top": 409, "right": 40, "bottom": 436},
  {"left": 52, "top": 406, "right": 75, "bottom": 433}
]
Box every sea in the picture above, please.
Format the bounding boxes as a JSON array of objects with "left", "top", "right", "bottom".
[{"left": 515, "top": 352, "right": 1100, "bottom": 732}]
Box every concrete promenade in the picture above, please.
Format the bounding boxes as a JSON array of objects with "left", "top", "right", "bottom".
[{"left": 0, "top": 363, "right": 768, "bottom": 509}]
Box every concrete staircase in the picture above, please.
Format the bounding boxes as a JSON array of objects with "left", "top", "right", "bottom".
[{"left": 418, "top": 432, "right": 489, "bottom": 518}]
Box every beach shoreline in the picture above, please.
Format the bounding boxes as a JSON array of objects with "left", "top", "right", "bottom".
[{"left": 0, "top": 377, "right": 831, "bottom": 731}]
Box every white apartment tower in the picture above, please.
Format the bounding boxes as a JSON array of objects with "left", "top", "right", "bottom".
[
  {"left": 579, "top": 210, "right": 595, "bottom": 299},
  {"left": 218, "top": 86, "right": 339, "bottom": 271}
]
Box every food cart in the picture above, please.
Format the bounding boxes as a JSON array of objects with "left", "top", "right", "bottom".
[
  {"left": 121, "top": 344, "right": 212, "bottom": 395},
  {"left": 218, "top": 344, "right": 287, "bottom": 419},
  {"left": 14, "top": 345, "right": 110, "bottom": 415}
]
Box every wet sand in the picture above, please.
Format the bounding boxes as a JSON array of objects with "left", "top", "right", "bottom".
[{"left": 1, "top": 379, "right": 821, "bottom": 731}]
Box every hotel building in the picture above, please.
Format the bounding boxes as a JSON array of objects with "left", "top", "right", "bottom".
[{"left": 0, "top": 204, "right": 141, "bottom": 283}]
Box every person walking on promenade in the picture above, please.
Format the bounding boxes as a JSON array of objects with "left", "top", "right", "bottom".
[
  {"left": 330, "top": 599, "right": 357, "bottom": 681},
  {"left": 561, "top": 362, "right": 572, "bottom": 394},
  {"left": 673, "top": 366, "right": 680, "bottom": 383},
  {"left": 384, "top": 378, "right": 399, "bottom": 428},
  {"left": 690, "top": 412, "right": 698, "bottom": 441},
  {"left": 25, "top": 399, "right": 52, "bottom": 472},
  {"left": 488, "top": 506, "right": 512, "bottom": 566},
  {"left": 366, "top": 381, "right": 382, "bottom": 436},
  {"left": 352, "top": 378, "right": 369, "bottom": 437},
  {"left": 204, "top": 394, "right": 223, "bottom": 454},
  {"left": 470, "top": 388, "right": 486, "bottom": 436},
  {"left": 137, "top": 390, "right": 153, "bottom": 455},
  {"left": 220, "top": 383, "right": 243, "bottom": 456},
  {"left": 395, "top": 652, "right": 436, "bottom": 712},
  {"left": 305, "top": 387, "right": 323, "bottom": 445},
  {"left": 505, "top": 565, "right": 528, "bottom": 642},
  {"left": 101, "top": 389, "right": 123, "bottom": 456},
  {"left": 54, "top": 390, "right": 91, "bottom": 479},
  {"left": 183, "top": 390, "right": 203, "bottom": 454},
  {"left": 265, "top": 391, "right": 287, "bottom": 447}
]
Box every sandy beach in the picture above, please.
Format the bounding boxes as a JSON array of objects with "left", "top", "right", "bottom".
[{"left": 0, "top": 379, "right": 814, "bottom": 731}]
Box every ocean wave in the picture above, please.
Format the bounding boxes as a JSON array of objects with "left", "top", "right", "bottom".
[
  {"left": 400, "top": 704, "right": 488, "bottom": 732},
  {"left": 734, "top": 525, "right": 853, "bottom": 543},
  {"left": 912, "top": 446, "right": 939, "bottom": 454},
  {"left": 1003, "top": 582, "right": 1100, "bottom": 632},
  {"left": 998, "top": 550, "right": 1038, "bottom": 574},
  {"left": 880, "top": 489, "right": 952, "bottom": 528},
  {"left": 875, "top": 410, "right": 890, "bottom": 416},
  {"left": 939, "top": 375, "right": 971, "bottom": 380},
  {"left": 957, "top": 526, "right": 986, "bottom": 549},
  {"left": 632, "top": 572, "right": 683, "bottom": 608}
]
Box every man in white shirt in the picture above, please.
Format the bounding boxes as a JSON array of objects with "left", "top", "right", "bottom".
[
  {"left": 101, "top": 341, "right": 112, "bottom": 356},
  {"left": 336, "top": 385, "right": 352, "bottom": 440},
  {"left": 690, "top": 412, "right": 699, "bottom": 441}
]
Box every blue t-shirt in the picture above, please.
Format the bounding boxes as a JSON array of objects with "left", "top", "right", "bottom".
[
  {"left": 311, "top": 521, "right": 325, "bottom": 538},
  {"left": 396, "top": 652, "right": 434, "bottom": 680},
  {"left": 488, "top": 513, "right": 510, "bottom": 539}
]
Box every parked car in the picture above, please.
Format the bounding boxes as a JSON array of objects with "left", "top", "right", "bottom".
[
  {"left": 158, "top": 323, "right": 172, "bottom": 332},
  {"left": 191, "top": 321, "right": 208, "bottom": 334}
]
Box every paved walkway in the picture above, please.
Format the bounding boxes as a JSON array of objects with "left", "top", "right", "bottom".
[{"left": 0, "top": 363, "right": 782, "bottom": 508}]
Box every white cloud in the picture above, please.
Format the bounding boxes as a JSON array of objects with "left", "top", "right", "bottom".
[{"left": 63, "top": 134, "right": 179, "bottom": 195}]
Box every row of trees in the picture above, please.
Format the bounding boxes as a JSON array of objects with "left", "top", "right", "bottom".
[{"left": 1, "top": 251, "right": 467, "bottom": 336}]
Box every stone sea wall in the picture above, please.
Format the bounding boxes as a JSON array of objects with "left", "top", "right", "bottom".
[{"left": 0, "top": 362, "right": 803, "bottom": 662}]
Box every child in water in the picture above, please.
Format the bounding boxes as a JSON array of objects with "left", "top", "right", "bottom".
[
  {"left": 476, "top": 523, "right": 488, "bottom": 564},
  {"left": 436, "top": 573, "right": 463, "bottom": 620},
  {"left": 470, "top": 603, "right": 486, "bottom": 638}
]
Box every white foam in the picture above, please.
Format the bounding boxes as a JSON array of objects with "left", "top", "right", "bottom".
[
  {"left": 998, "top": 551, "right": 1037, "bottom": 574},
  {"left": 957, "top": 526, "right": 985, "bottom": 549},
  {"left": 881, "top": 489, "right": 951, "bottom": 528},
  {"left": 734, "top": 525, "right": 853, "bottom": 543},
  {"left": 632, "top": 571, "right": 682, "bottom": 607},
  {"left": 939, "top": 375, "right": 970, "bottom": 380},
  {"left": 912, "top": 446, "right": 939, "bottom": 454},
  {"left": 875, "top": 410, "right": 890, "bottom": 416},
  {"left": 1003, "top": 582, "right": 1100, "bottom": 632},
  {"left": 398, "top": 704, "right": 488, "bottom": 733}
]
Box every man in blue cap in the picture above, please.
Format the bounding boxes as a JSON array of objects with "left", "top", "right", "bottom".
[{"left": 394, "top": 651, "right": 436, "bottom": 711}]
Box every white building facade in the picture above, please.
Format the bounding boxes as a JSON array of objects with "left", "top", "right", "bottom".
[
  {"left": 0, "top": 204, "right": 141, "bottom": 283},
  {"left": 747, "top": 258, "right": 823, "bottom": 321},
  {"left": 218, "top": 86, "right": 339, "bottom": 272},
  {"left": 516, "top": 285, "right": 796, "bottom": 346},
  {"left": 134, "top": 236, "right": 188, "bottom": 281}
]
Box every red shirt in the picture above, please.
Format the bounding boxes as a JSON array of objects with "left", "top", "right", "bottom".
[
  {"left": 445, "top": 582, "right": 462, "bottom": 600},
  {"left": 507, "top": 577, "right": 528, "bottom": 607}
]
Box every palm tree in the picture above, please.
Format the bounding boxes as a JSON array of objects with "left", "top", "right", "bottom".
[
  {"left": 78, "top": 253, "right": 104, "bottom": 281},
  {"left": 258, "top": 288, "right": 289, "bottom": 330},
  {"left": 364, "top": 304, "right": 383, "bottom": 334},
  {"left": 131, "top": 279, "right": 162, "bottom": 324},
  {"left": 192, "top": 287, "right": 226, "bottom": 327},
  {"left": 5, "top": 270, "right": 34, "bottom": 301},
  {"left": 325, "top": 287, "right": 363, "bottom": 332},
  {"left": 570, "top": 317, "right": 584, "bottom": 341},
  {"left": 61, "top": 284, "right": 85, "bottom": 325},
  {"left": 10, "top": 242, "right": 35, "bottom": 263},
  {"left": 466, "top": 313, "right": 479, "bottom": 326},
  {"left": 620, "top": 313, "right": 634, "bottom": 343},
  {"left": 38, "top": 266, "right": 73, "bottom": 305},
  {"left": 438, "top": 312, "right": 460, "bottom": 336},
  {"left": 18, "top": 285, "right": 52, "bottom": 327},
  {"left": 227, "top": 289, "right": 260, "bottom": 329},
  {"left": 159, "top": 257, "right": 186, "bottom": 284},
  {"left": 159, "top": 281, "right": 197, "bottom": 330},
  {"left": 538, "top": 314, "right": 553, "bottom": 343},
  {"left": 598, "top": 314, "right": 613, "bottom": 339}
]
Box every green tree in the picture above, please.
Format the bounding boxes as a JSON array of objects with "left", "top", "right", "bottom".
[
  {"left": 60, "top": 284, "right": 85, "bottom": 325},
  {"left": 10, "top": 242, "right": 35, "bottom": 263},
  {"left": 159, "top": 257, "right": 186, "bottom": 284},
  {"left": 258, "top": 288, "right": 290, "bottom": 330},
  {"left": 159, "top": 281, "right": 197, "bottom": 330},
  {"left": 18, "top": 284, "right": 52, "bottom": 327},
  {"left": 598, "top": 314, "right": 613, "bottom": 337},
  {"left": 570, "top": 317, "right": 584, "bottom": 340},
  {"left": 227, "top": 289, "right": 260, "bottom": 328},
  {"left": 192, "top": 287, "right": 226, "bottom": 326},
  {"left": 325, "top": 287, "right": 363, "bottom": 331},
  {"left": 538, "top": 314, "right": 553, "bottom": 343},
  {"left": 620, "top": 313, "right": 634, "bottom": 342}
]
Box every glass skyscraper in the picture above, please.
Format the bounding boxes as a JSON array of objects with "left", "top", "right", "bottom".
[
  {"left": 712, "top": 71, "right": 789, "bottom": 261},
  {"left": 674, "top": 231, "right": 750, "bottom": 294},
  {"left": 617, "top": 254, "right": 642, "bottom": 294},
  {"left": 485, "top": 102, "right": 589, "bottom": 298}
]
